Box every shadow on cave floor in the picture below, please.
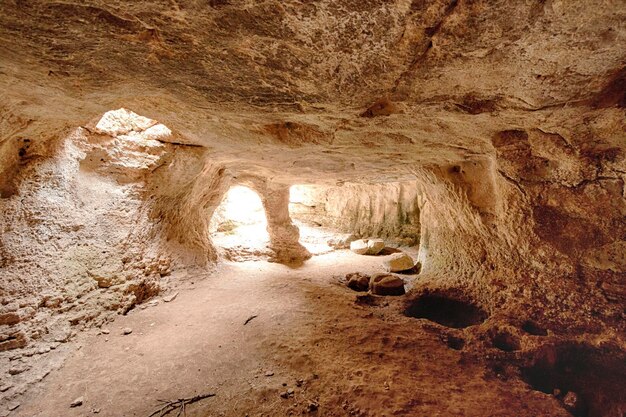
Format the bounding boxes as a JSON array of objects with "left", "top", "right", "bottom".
[
  {"left": 404, "top": 293, "right": 489, "bottom": 328},
  {"left": 12, "top": 251, "right": 599, "bottom": 417}
]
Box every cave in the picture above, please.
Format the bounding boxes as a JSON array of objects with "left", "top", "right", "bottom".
[{"left": 0, "top": 2, "right": 625, "bottom": 416}]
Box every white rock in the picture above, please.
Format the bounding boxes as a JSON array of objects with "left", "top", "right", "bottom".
[
  {"left": 327, "top": 234, "right": 357, "bottom": 249},
  {"left": 122, "top": 328, "right": 133, "bottom": 335},
  {"left": 349, "top": 239, "right": 369, "bottom": 255},
  {"left": 383, "top": 252, "right": 414, "bottom": 272},
  {"left": 366, "top": 239, "right": 385, "bottom": 255},
  {"left": 70, "top": 396, "right": 84, "bottom": 407}
]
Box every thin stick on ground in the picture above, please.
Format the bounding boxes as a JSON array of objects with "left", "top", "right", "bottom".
[
  {"left": 148, "top": 393, "right": 216, "bottom": 417},
  {"left": 244, "top": 314, "right": 258, "bottom": 325}
]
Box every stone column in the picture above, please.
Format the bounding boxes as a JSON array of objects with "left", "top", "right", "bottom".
[{"left": 250, "top": 180, "right": 311, "bottom": 265}]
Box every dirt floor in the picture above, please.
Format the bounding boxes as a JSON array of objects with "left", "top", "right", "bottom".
[{"left": 14, "top": 251, "right": 572, "bottom": 417}]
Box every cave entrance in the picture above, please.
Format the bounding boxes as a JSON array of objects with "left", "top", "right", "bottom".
[{"left": 209, "top": 185, "right": 271, "bottom": 261}]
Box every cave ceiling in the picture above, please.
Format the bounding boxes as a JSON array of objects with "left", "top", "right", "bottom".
[{"left": 0, "top": 0, "right": 624, "bottom": 183}]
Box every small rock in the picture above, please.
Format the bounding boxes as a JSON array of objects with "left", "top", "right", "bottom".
[
  {"left": 23, "top": 348, "right": 37, "bottom": 357},
  {"left": 280, "top": 389, "right": 294, "bottom": 399},
  {"left": 327, "top": 234, "right": 357, "bottom": 249},
  {"left": 349, "top": 239, "right": 369, "bottom": 255},
  {"left": 306, "top": 401, "right": 319, "bottom": 412},
  {"left": 366, "top": 239, "right": 385, "bottom": 255},
  {"left": 264, "top": 371, "right": 274, "bottom": 377},
  {"left": 122, "top": 328, "right": 132, "bottom": 335},
  {"left": 345, "top": 273, "right": 370, "bottom": 292},
  {"left": 91, "top": 407, "right": 101, "bottom": 414},
  {"left": 0, "top": 384, "right": 14, "bottom": 392},
  {"left": 100, "top": 329, "right": 110, "bottom": 335},
  {"left": 383, "top": 252, "right": 415, "bottom": 272},
  {"left": 563, "top": 391, "right": 581, "bottom": 412},
  {"left": 163, "top": 293, "right": 178, "bottom": 303},
  {"left": 369, "top": 274, "right": 405, "bottom": 296},
  {"left": 37, "top": 346, "right": 51, "bottom": 355},
  {"left": 52, "top": 326, "right": 72, "bottom": 343},
  {"left": 7, "top": 402, "right": 19, "bottom": 411},
  {"left": 8, "top": 365, "right": 30, "bottom": 375},
  {"left": 295, "top": 379, "right": 304, "bottom": 387},
  {"left": 70, "top": 396, "right": 84, "bottom": 407}
]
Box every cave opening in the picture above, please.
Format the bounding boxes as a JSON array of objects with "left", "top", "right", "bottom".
[{"left": 209, "top": 185, "right": 271, "bottom": 261}]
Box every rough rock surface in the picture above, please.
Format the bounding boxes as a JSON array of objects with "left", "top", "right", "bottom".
[{"left": 0, "top": 0, "right": 625, "bottom": 415}]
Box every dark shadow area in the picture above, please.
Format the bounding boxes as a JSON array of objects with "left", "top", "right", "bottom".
[
  {"left": 491, "top": 330, "right": 520, "bottom": 352},
  {"left": 521, "top": 343, "right": 626, "bottom": 417},
  {"left": 444, "top": 335, "right": 465, "bottom": 350},
  {"left": 521, "top": 320, "right": 548, "bottom": 336},
  {"left": 404, "top": 293, "right": 488, "bottom": 328},
  {"left": 378, "top": 247, "right": 403, "bottom": 255},
  {"left": 395, "top": 263, "right": 422, "bottom": 275}
]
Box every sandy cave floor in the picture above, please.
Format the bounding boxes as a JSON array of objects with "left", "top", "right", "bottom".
[{"left": 13, "top": 251, "right": 570, "bottom": 417}]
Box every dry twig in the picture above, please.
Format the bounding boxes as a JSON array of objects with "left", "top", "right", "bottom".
[
  {"left": 148, "top": 393, "right": 216, "bottom": 417},
  {"left": 244, "top": 314, "right": 258, "bottom": 325}
]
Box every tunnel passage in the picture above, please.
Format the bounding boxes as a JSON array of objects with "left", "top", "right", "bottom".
[{"left": 288, "top": 181, "right": 422, "bottom": 250}]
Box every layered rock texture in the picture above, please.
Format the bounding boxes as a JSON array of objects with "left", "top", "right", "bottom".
[{"left": 0, "top": 0, "right": 625, "bottom": 415}]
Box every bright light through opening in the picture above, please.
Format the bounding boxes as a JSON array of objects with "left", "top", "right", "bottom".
[
  {"left": 215, "top": 186, "right": 266, "bottom": 225},
  {"left": 210, "top": 186, "right": 269, "bottom": 258}
]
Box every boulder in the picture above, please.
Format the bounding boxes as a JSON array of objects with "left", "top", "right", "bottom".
[
  {"left": 383, "top": 252, "right": 415, "bottom": 272},
  {"left": 366, "top": 239, "right": 385, "bottom": 255},
  {"left": 346, "top": 272, "right": 370, "bottom": 292},
  {"left": 349, "top": 239, "right": 369, "bottom": 255},
  {"left": 369, "top": 273, "right": 405, "bottom": 296}
]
